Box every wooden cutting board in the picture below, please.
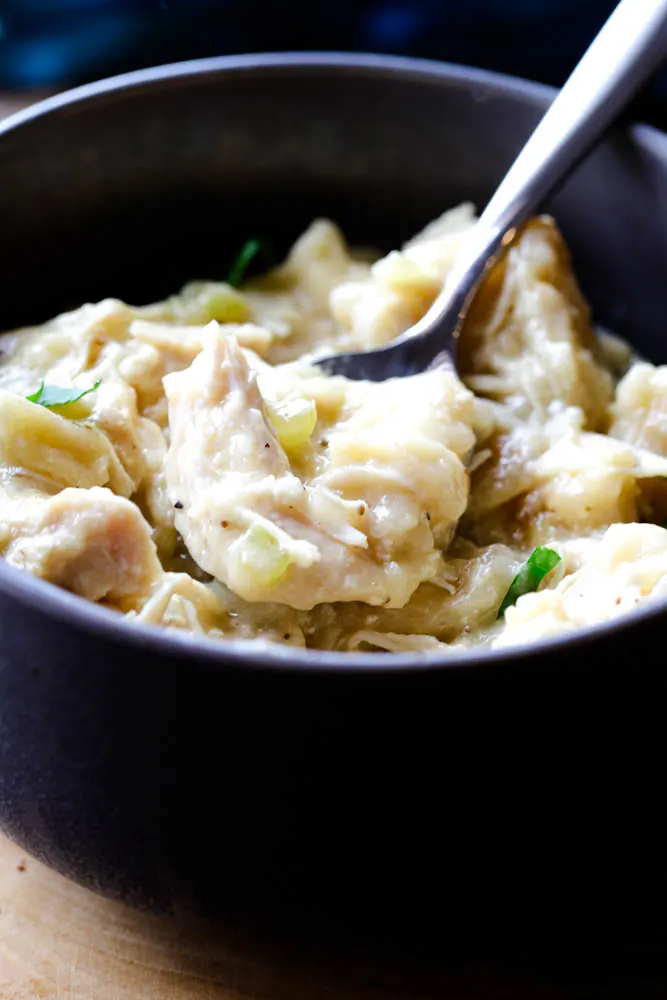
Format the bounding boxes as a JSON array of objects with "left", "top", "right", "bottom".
[
  {"left": 5, "top": 832, "right": 667, "bottom": 1000},
  {"left": 3, "top": 833, "right": 436, "bottom": 1000},
  {"left": 1, "top": 833, "right": 401, "bottom": 1000},
  {"left": 1, "top": 832, "right": 577, "bottom": 1000}
]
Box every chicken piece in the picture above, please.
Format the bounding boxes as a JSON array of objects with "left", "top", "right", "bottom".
[
  {"left": 530, "top": 412, "right": 667, "bottom": 532},
  {"left": 0, "top": 390, "right": 133, "bottom": 496},
  {"left": 130, "top": 319, "right": 273, "bottom": 361},
  {"left": 134, "top": 417, "right": 177, "bottom": 555},
  {"left": 303, "top": 541, "right": 522, "bottom": 650},
  {"left": 164, "top": 330, "right": 474, "bottom": 609},
  {"left": 463, "top": 405, "right": 667, "bottom": 547},
  {"left": 88, "top": 377, "right": 154, "bottom": 487},
  {"left": 459, "top": 217, "right": 613, "bottom": 429},
  {"left": 495, "top": 523, "right": 667, "bottom": 648},
  {"left": 243, "top": 219, "right": 370, "bottom": 365},
  {"left": 0, "top": 299, "right": 135, "bottom": 393},
  {"left": 0, "top": 287, "right": 267, "bottom": 434},
  {"left": 329, "top": 204, "right": 477, "bottom": 352},
  {"left": 0, "top": 481, "right": 161, "bottom": 602},
  {"left": 85, "top": 377, "right": 177, "bottom": 555},
  {"left": 131, "top": 572, "right": 307, "bottom": 646},
  {"left": 346, "top": 631, "right": 456, "bottom": 653},
  {"left": 131, "top": 572, "right": 228, "bottom": 633},
  {"left": 242, "top": 208, "right": 477, "bottom": 363},
  {"left": 0, "top": 297, "right": 174, "bottom": 430},
  {"left": 610, "top": 362, "right": 667, "bottom": 456},
  {"left": 608, "top": 363, "right": 667, "bottom": 524}
]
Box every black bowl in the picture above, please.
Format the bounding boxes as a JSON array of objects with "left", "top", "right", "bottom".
[{"left": 1, "top": 54, "right": 667, "bottom": 952}]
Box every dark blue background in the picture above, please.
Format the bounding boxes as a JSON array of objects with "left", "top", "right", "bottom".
[{"left": 0, "top": 0, "right": 665, "bottom": 127}]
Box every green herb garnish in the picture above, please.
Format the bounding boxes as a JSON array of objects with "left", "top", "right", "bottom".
[
  {"left": 497, "top": 546, "right": 561, "bottom": 619},
  {"left": 227, "top": 239, "right": 272, "bottom": 287},
  {"left": 26, "top": 380, "right": 101, "bottom": 409}
]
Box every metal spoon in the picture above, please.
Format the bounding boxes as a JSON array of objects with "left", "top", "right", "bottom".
[{"left": 318, "top": 0, "right": 667, "bottom": 381}]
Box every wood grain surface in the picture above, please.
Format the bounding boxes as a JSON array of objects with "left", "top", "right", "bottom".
[
  {"left": 0, "top": 832, "right": 586, "bottom": 1000},
  {"left": 1, "top": 833, "right": 402, "bottom": 1000},
  {"left": 4, "top": 831, "right": 667, "bottom": 1000},
  {"left": 2, "top": 833, "right": 431, "bottom": 1000}
]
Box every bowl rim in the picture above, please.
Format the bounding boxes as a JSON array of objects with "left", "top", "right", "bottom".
[
  {"left": 0, "top": 50, "right": 562, "bottom": 137},
  {"left": 1, "top": 50, "right": 667, "bottom": 675}
]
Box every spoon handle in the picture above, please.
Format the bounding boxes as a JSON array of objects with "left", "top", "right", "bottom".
[{"left": 409, "top": 0, "right": 667, "bottom": 351}]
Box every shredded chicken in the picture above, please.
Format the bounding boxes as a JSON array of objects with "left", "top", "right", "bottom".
[
  {"left": 0, "top": 482, "right": 161, "bottom": 602},
  {"left": 1, "top": 207, "right": 665, "bottom": 653},
  {"left": 164, "top": 330, "right": 474, "bottom": 609},
  {"left": 495, "top": 524, "right": 667, "bottom": 647}
]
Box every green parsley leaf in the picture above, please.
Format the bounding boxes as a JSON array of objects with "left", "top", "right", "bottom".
[
  {"left": 226, "top": 239, "right": 272, "bottom": 287},
  {"left": 497, "top": 546, "right": 561, "bottom": 619},
  {"left": 26, "top": 380, "right": 101, "bottom": 409}
]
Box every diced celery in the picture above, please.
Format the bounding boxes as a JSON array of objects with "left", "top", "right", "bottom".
[
  {"left": 49, "top": 399, "right": 94, "bottom": 420},
  {"left": 231, "top": 524, "right": 292, "bottom": 588},
  {"left": 266, "top": 397, "right": 317, "bottom": 451},
  {"left": 175, "top": 281, "right": 250, "bottom": 324}
]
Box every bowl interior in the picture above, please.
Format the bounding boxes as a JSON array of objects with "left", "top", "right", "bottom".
[
  {"left": 2, "top": 60, "right": 667, "bottom": 937},
  {"left": 1, "top": 54, "right": 666, "bottom": 362},
  {"left": 2, "top": 55, "right": 667, "bottom": 673}
]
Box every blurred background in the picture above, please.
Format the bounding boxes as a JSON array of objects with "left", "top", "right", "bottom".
[{"left": 0, "top": 0, "right": 666, "bottom": 127}]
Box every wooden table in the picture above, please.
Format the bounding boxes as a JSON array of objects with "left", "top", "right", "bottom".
[
  {"left": 4, "top": 833, "right": 459, "bottom": 1000},
  {"left": 2, "top": 833, "right": 430, "bottom": 1000},
  {"left": 0, "top": 832, "right": 609, "bottom": 999},
  {"left": 4, "top": 830, "right": 667, "bottom": 1000}
]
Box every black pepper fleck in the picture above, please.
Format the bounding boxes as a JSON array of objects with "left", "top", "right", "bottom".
[
  {"left": 283, "top": 633, "right": 291, "bottom": 640},
  {"left": 264, "top": 442, "right": 270, "bottom": 449},
  {"left": 426, "top": 512, "right": 431, "bottom": 521},
  {"left": 174, "top": 501, "right": 184, "bottom": 510}
]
